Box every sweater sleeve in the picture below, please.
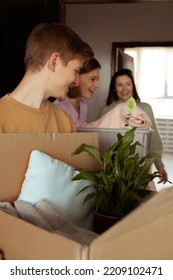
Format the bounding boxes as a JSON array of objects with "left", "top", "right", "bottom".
[{"left": 139, "top": 102, "right": 164, "bottom": 168}]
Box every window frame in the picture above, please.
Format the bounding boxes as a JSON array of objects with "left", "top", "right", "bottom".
[
  {"left": 111, "top": 42, "right": 173, "bottom": 76},
  {"left": 112, "top": 42, "right": 173, "bottom": 101}
]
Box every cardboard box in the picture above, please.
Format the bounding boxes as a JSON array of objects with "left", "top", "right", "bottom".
[{"left": 0, "top": 132, "right": 173, "bottom": 260}]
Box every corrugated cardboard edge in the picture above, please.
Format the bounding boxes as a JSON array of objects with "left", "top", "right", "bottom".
[
  {"left": 89, "top": 187, "right": 173, "bottom": 259},
  {"left": 0, "top": 210, "right": 88, "bottom": 260}
]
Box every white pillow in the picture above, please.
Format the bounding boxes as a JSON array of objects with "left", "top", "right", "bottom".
[{"left": 18, "top": 150, "right": 95, "bottom": 230}]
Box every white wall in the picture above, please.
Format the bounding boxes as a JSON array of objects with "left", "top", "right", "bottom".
[{"left": 66, "top": 3, "right": 173, "bottom": 122}]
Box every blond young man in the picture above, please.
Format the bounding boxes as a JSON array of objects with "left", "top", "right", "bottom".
[{"left": 0, "top": 22, "right": 94, "bottom": 132}]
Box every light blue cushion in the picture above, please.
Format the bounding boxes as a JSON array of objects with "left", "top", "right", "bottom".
[{"left": 18, "top": 150, "right": 95, "bottom": 230}]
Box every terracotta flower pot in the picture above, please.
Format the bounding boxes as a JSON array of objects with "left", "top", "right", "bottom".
[{"left": 94, "top": 211, "right": 122, "bottom": 234}]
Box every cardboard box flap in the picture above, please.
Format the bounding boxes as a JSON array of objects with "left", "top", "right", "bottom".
[
  {"left": 0, "top": 210, "right": 86, "bottom": 260},
  {"left": 89, "top": 188, "right": 173, "bottom": 259},
  {"left": 1, "top": 188, "right": 173, "bottom": 260},
  {"left": 0, "top": 133, "right": 99, "bottom": 201}
]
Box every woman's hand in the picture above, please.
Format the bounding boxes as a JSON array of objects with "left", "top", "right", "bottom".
[{"left": 157, "top": 164, "right": 168, "bottom": 184}]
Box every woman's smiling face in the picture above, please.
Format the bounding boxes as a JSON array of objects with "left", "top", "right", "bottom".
[
  {"left": 78, "top": 68, "right": 100, "bottom": 99},
  {"left": 115, "top": 74, "right": 133, "bottom": 101}
]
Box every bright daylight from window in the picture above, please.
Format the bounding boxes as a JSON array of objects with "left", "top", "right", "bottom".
[{"left": 125, "top": 47, "right": 173, "bottom": 119}]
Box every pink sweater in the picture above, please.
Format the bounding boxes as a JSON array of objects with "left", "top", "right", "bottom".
[{"left": 82, "top": 103, "right": 152, "bottom": 129}]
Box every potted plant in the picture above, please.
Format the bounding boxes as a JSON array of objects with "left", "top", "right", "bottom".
[{"left": 72, "top": 127, "right": 162, "bottom": 233}]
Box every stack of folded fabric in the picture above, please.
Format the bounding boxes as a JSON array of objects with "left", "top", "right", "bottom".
[{"left": 82, "top": 103, "right": 152, "bottom": 129}]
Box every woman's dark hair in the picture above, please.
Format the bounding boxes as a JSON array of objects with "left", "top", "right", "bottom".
[
  {"left": 106, "top": 68, "right": 141, "bottom": 106},
  {"left": 68, "top": 57, "right": 101, "bottom": 98}
]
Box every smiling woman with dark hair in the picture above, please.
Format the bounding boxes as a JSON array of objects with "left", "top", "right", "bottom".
[
  {"left": 106, "top": 68, "right": 140, "bottom": 105},
  {"left": 98, "top": 68, "right": 168, "bottom": 186}
]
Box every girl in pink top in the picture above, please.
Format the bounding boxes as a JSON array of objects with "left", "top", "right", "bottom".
[{"left": 54, "top": 58, "right": 101, "bottom": 126}]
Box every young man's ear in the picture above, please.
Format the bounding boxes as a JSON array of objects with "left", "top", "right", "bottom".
[{"left": 48, "top": 52, "right": 60, "bottom": 71}]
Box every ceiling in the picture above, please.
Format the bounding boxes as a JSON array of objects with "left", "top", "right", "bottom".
[{"left": 60, "top": 0, "right": 173, "bottom": 4}]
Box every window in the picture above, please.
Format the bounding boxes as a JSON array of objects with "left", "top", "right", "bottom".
[
  {"left": 125, "top": 47, "right": 173, "bottom": 98},
  {"left": 124, "top": 47, "right": 173, "bottom": 118}
]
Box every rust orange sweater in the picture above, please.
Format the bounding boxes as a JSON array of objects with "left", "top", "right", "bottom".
[{"left": 0, "top": 95, "right": 76, "bottom": 133}]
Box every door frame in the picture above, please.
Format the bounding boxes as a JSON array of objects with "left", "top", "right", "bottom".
[{"left": 58, "top": 0, "right": 172, "bottom": 24}]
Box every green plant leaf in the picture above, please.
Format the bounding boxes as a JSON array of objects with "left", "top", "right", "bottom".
[
  {"left": 126, "top": 189, "right": 142, "bottom": 202},
  {"left": 100, "top": 171, "right": 113, "bottom": 191},
  {"left": 115, "top": 128, "right": 136, "bottom": 160},
  {"left": 129, "top": 141, "right": 142, "bottom": 156},
  {"left": 72, "top": 143, "right": 102, "bottom": 164},
  {"left": 102, "top": 147, "right": 114, "bottom": 173},
  {"left": 72, "top": 170, "right": 97, "bottom": 183},
  {"left": 76, "top": 184, "right": 94, "bottom": 195},
  {"left": 126, "top": 96, "right": 136, "bottom": 115},
  {"left": 72, "top": 127, "right": 168, "bottom": 218},
  {"left": 82, "top": 192, "right": 97, "bottom": 206}
]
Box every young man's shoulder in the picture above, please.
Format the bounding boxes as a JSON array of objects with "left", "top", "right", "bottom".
[
  {"left": 0, "top": 94, "right": 12, "bottom": 111},
  {"left": 0, "top": 94, "right": 8, "bottom": 102}
]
